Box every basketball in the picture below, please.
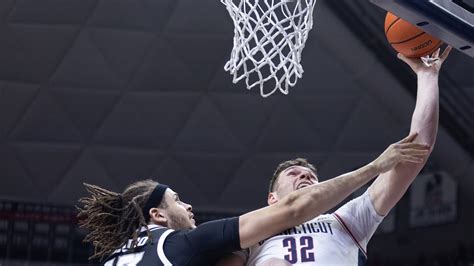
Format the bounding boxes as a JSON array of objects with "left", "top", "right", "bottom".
[{"left": 385, "top": 12, "right": 443, "bottom": 58}]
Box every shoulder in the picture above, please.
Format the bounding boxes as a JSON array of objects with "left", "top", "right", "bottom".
[{"left": 313, "top": 213, "right": 334, "bottom": 222}]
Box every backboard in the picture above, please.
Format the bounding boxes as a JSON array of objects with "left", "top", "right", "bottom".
[{"left": 370, "top": 0, "right": 474, "bottom": 58}]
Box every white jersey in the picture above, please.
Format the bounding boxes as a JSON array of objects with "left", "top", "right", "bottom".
[{"left": 246, "top": 192, "right": 384, "bottom": 266}]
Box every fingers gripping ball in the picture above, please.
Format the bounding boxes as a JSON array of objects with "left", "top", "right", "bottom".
[{"left": 385, "top": 12, "right": 443, "bottom": 58}]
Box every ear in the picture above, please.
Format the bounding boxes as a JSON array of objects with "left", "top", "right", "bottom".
[
  {"left": 267, "top": 192, "right": 279, "bottom": 205},
  {"left": 149, "top": 208, "right": 167, "bottom": 226}
]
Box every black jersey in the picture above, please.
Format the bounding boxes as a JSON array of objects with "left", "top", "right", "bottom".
[{"left": 102, "top": 217, "right": 240, "bottom": 266}]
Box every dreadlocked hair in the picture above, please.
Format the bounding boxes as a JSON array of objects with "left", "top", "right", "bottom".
[{"left": 77, "top": 179, "right": 165, "bottom": 260}]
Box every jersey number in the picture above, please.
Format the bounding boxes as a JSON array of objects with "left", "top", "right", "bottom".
[
  {"left": 104, "top": 252, "right": 145, "bottom": 266},
  {"left": 282, "top": 236, "right": 315, "bottom": 263}
]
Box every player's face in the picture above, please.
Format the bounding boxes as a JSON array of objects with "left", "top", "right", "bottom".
[
  {"left": 273, "top": 166, "right": 318, "bottom": 200},
  {"left": 161, "top": 189, "right": 196, "bottom": 230}
]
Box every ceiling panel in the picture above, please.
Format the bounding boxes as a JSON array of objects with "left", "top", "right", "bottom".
[{"left": 0, "top": 0, "right": 471, "bottom": 212}]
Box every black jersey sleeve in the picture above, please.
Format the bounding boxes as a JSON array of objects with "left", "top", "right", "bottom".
[
  {"left": 184, "top": 217, "right": 241, "bottom": 252},
  {"left": 163, "top": 217, "right": 241, "bottom": 265}
]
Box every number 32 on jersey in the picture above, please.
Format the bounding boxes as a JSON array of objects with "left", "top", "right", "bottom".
[{"left": 283, "top": 236, "right": 315, "bottom": 263}]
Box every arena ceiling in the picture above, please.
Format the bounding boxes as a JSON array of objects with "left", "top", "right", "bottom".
[{"left": 0, "top": 0, "right": 473, "bottom": 212}]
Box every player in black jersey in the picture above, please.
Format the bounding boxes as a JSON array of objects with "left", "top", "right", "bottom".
[{"left": 78, "top": 135, "right": 430, "bottom": 265}]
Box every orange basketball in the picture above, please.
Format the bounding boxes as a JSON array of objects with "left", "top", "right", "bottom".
[{"left": 385, "top": 12, "right": 443, "bottom": 58}]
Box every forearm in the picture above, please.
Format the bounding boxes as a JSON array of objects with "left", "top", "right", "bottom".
[
  {"left": 410, "top": 71, "right": 439, "bottom": 147},
  {"left": 286, "top": 162, "right": 380, "bottom": 225}
]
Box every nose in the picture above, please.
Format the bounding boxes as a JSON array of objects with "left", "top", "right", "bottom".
[
  {"left": 186, "top": 203, "right": 193, "bottom": 212},
  {"left": 299, "top": 172, "right": 312, "bottom": 180}
]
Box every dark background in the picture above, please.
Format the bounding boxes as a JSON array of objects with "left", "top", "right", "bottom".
[{"left": 0, "top": 0, "right": 473, "bottom": 265}]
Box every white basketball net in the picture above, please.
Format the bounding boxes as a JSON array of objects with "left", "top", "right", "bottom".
[{"left": 221, "top": 0, "right": 318, "bottom": 97}]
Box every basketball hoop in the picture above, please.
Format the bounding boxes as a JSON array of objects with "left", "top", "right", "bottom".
[{"left": 221, "top": 0, "right": 318, "bottom": 97}]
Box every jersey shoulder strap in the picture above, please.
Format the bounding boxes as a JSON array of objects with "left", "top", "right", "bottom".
[{"left": 154, "top": 227, "right": 175, "bottom": 265}]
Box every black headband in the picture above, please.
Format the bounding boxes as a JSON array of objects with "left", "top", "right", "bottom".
[{"left": 142, "top": 184, "right": 169, "bottom": 222}]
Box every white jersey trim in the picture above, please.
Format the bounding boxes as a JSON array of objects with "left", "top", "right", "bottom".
[
  {"left": 333, "top": 213, "right": 367, "bottom": 258},
  {"left": 156, "top": 229, "right": 174, "bottom": 266},
  {"left": 140, "top": 224, "right": 166, "bottom": 233}
]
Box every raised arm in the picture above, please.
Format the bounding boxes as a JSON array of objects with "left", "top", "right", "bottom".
[
  {"left": 368, "top": 47, "right": 452, "bottom": 216},
  {"left": 238, "top": 134, "right": 429, "bottom": 248}
]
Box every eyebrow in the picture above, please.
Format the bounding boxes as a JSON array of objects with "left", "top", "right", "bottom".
[
  {"left": 283, "top": 166, "right": 300, "bottom": 174},
  {"left": 283, "top": 166, "right": 317, "bottom": 177}
]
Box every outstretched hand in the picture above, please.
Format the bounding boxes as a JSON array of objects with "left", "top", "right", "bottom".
[
  {"left": 398, "top": 46, "right": 452, "bottom": 75},
  {"left": 373, "top": 133, "right": 431, "bottom": 174}
]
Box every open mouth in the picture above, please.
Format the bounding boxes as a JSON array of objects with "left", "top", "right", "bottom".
[{"left": 296, "top": 182, "right": 312, "bottom": 190}]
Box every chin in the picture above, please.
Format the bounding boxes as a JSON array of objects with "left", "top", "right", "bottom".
[{"left": 187, "top": 219, "right": 196, "bottom": 229}]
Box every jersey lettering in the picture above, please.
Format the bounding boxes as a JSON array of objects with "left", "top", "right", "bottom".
[
  {"left": 259, "top": 221, "right": 333, "bottom": 245},
  {"left": 248, "top": 194, "right": 384, "bottom": 265},
  {"left": 104, "top": 252, "right": 145, "bottom": 266},
  {"left": 300, "top": 236, "right": 315, "bottom": 262},
  {"left": 111, "top": 236, "right": 150, "bottom": 255},
  {"left": 282, "top": 237, "right": 297, "bottom": 263},
  {"left": 282, "top": 236, "right": 315, "bottom": 264}
]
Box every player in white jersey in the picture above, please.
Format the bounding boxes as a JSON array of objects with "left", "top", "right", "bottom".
[
  {"left": 218, "top": 47, "right": 452, "bottom": 266},
  {"left": 247, "top": 190, "right": 381, "bottom": 265}
]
